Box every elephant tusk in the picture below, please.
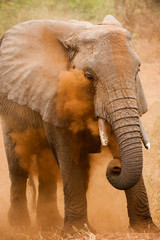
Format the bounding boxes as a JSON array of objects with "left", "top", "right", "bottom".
[
  {"left": 139, "top": 119, "right": 150, "bottom": 149},
  {"left": 98, "top": 118, "right": 109, "bottom": 146}
]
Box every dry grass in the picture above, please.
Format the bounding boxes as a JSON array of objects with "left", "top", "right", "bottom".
[{"left": 2, "top": 230, "right": 160, "bottom": 240}]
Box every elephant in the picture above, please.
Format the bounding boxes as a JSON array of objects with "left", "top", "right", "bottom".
[{"left": 0, "top": 15, "right": 157, "bottom": 234}]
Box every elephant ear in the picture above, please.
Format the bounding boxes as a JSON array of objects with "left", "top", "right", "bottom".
[
  {"left": 102, "top": 15, "right": 122, "bottom": 27},
  {"left": 136, "top": 74, "right": 148, "bottom": 116},
  {"left": 0, "top": 20, "right": 71, "bottom": 125}
]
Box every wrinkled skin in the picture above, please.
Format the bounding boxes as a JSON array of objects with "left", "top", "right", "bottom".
[{"left": 0, "top": 16, "right": 157, "bottom": 234}]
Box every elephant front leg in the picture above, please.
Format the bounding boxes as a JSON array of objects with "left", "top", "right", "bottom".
[
  {"left": 43, "top": 123, "right": 90, "bottom": 235},
  {"left": 62, "top": 161, "right": 88, "bottom": 234},
  {"left": 54, "top": 147, "right": 90, "bottom": 236},
  {"left": 125, "top": 176, "right": 158, "bottom": 232}
]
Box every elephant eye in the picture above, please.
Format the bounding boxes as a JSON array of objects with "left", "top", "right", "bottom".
[
  {"left": 85, "top": 72, "right": 94, "bottom": 81},
  {"left": 138, "top": 63, "right": 141, "bottom": 72},
  {"left": 135, "top": 64, "right": 141, "bottom": 78},
  {"left": 85, "top": 71, "right": 96, "bottom": 93}
]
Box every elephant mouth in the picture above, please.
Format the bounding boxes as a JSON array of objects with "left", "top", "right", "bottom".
[{"left": 98, "top": 117, "right": 150, "bottom": 150}]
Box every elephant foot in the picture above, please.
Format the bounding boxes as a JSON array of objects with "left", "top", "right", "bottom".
[
  {"left": 8, "top": 203, "right": 31, "bottom": 228},
  {"left": 37, "top": 208, "right": 63, "bottom": 230},
  {"left": 129, "top": 220, "right": 159, "bottom": 233},
  {"left": 62, "top": 221, "right": 95, "bottom": 238}
]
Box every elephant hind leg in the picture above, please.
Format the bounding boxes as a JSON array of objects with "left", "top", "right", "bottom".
[
  {"left": 8, "top": 175, "right": 30, "bottom": 228},
  {"left": 1, "top": 122, "right": 30, "bottom": 227}
]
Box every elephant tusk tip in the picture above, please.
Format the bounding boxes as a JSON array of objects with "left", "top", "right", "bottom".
[
  {"left": 145, "top": 142, "right": 150, "bottom": 149},
  {"left": 101, "top": 139, "right": 108, "bottom": 147}
]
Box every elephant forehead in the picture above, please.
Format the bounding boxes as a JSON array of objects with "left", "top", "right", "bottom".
[
  {"left": 79, "top": 27, "right": 135, "bottom": 64},
  {"left": 78, "top": 26, "right": 128, "bottom": 44}
]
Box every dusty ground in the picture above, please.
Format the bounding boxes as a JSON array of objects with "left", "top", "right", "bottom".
[{"left": 0, "top": 38, "right": 160, "bottom": 239}]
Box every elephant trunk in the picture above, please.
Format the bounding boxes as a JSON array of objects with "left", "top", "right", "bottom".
[{"left": 106, "top": 100, "right": 143, "bottom": 190}]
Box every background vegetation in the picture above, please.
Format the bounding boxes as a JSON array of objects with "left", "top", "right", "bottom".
[{"left": 0, "top": 0, "right": 160, "bottom": 39}]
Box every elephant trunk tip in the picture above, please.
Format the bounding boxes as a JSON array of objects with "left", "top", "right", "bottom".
[
  {"left": 106, "top": 159, "right": 142, "bottom": 190},
  {"left": 106, "top": 159, "right": 121, "bottom": 175}
]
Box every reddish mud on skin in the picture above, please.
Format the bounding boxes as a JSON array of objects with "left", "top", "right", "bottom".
[{"left": 108, "top": 27, "right": 135, "bottom": 92}]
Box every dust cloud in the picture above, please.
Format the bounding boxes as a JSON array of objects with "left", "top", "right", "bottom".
[
  {"left": 56, "top": 68, "right": 99, "bottom": 135},
  {"left": 0, "top": 124, "right": 128, "bottom": 235},
  {"left": 10, "top": 129, "right": 59, "bottom": 181}
]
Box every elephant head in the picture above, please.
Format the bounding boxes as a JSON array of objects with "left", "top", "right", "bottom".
[
  {"left": 0, "top": 16, "right": 148, "bottom": 190},
  {"left": 63, "top": 16, "right": 148, "bottom": 190}
]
